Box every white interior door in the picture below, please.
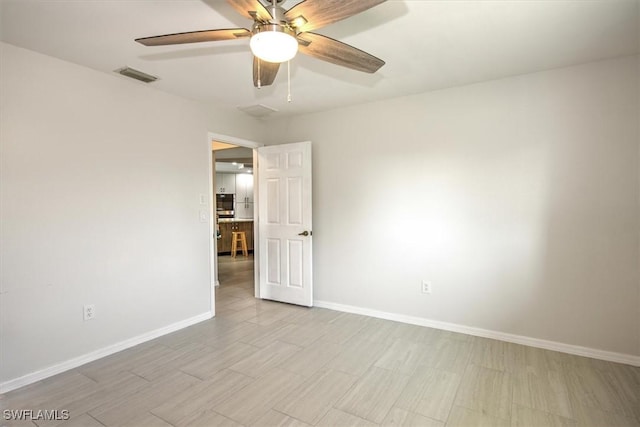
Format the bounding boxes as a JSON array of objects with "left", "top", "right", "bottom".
[{"left": 257, "top": 141, "right": 313, "bottom": 307}]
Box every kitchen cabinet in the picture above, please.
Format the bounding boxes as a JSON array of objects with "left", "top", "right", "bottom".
[
  {"left": 235, "top": 202, "right": 254, "bottom": 219},
  {"left": 215, "top": 173, "right": 236, "bottom": 194},
  {"left": 235, "top": 173, "right": 254, "bottom": 203},
  {"left": 217, "top": 222, "right": 232, "bottom": 253},
  {"left": 234, "top": 173, "right": 254, "bottom": 219},
  {"left": 217, "top": 221, "right": 254, "bottom": 254}
]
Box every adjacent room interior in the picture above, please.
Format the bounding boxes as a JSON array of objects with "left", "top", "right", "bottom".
[{"left": 211, "top": 141, "right": 257, "bottom": 305}]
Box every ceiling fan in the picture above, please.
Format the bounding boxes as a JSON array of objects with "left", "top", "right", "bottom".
[{"left": 135, "top": 0, "right": 386, "bottom": 88}]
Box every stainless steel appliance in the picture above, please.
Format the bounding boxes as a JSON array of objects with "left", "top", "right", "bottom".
[{"left": 216, "top": 194, "right": 234, "bottom": 218}]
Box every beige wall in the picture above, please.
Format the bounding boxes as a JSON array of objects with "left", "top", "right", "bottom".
[
  {"left": 0, "top": 42, "right": 264, "bottom": 385},
  {"left": 267, "top": 55, "right": 640, "bottom": 358}
]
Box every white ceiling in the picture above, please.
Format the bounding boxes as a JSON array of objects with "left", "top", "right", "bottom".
[{"left": 1, "top": 0, "right": 638, "bottom": 117}]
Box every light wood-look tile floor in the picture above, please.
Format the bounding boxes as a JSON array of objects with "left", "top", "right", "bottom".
[{"left": 2, "top": 254, "right": 639, "bottom": 426}]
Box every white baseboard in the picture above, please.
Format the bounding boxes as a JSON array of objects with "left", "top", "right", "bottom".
[
  {"left": 314, "top": 300, "right": 640, "bottom": 367},
  {"left": 0, "top": 311, "right": 213, "bottom": 394}
]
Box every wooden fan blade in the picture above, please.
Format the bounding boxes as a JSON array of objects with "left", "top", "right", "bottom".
[
  {"left": 227, "top": 0, "right": 272, "bottom": 22},
  {"left": 135, "top": 28, "right": 250, "bottom": 46},
  {"left": 253, "top": 57, "right": 280, "bottom": 87},
  {"left": 285, "top": 0, "right": 386, "bottom": 32},
  {"left": 297, "top": 32, "right": 384, "bottom": 73}
]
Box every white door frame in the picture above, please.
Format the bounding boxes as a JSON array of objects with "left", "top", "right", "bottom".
[{"left": 207, "top": 132, "right": 263, "bottom": 315}]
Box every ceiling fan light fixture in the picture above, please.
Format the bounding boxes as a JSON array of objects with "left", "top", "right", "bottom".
[
  {"left": 250, "top": 24, "right": 298, "bottom": 63},
  {"left": 135, "top": 0, "right": 387, "bottom": 89}
]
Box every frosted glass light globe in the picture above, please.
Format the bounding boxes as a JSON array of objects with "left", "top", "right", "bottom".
[{"left": 250, "top": 30, "right": 298, "bottom": 63}]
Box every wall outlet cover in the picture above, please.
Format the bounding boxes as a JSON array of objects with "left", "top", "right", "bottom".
[
  {"left": 421, "top": 280, "right": 432, "bottom": 294},
  {"left": 83, "top": 304, "right": 95, "bottom": 321}
]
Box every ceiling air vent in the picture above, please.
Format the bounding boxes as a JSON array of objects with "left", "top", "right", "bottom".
[
  {"left": 115, "top": 66, "right": 158, "bottom": 83},
  {"left": 238, "top": 104, "right": 278, "bottom": 118}
]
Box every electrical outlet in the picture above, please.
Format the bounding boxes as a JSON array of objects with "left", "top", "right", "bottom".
[
  {"left": 83, "top": 304, "right": 95, "bottom": 321},
  {"left": 199, "top": 210, "right": 207, "bottom": 223},
  {"left": 421, "top": 280, "right": 432, "bottom": 294}
]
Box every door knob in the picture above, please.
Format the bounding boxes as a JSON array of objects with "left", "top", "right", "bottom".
[{"left": 298, "top": 231, "right": 311, "bottom": 236}]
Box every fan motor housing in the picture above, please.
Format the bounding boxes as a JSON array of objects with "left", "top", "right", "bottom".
[
  {"left": 252, "top": 1, "right": 297, "bottom": 37},
  {"left": 264, "top": 2, "right": 289, "bottom": 25},
  {"left": 252, "top": 22, "right": 296, "bottom": 38}
]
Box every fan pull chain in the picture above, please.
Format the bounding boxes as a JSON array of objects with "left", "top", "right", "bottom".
[
  {"left": 287, "top": 60, "right": 292, "bottom": 102},
  {"left": 257, "top": 58, "right": 262, "bottom": 89}
]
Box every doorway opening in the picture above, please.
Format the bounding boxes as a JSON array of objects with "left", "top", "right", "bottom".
[{"left": 208, "top": 133, "right": 262, "bottom": 316}]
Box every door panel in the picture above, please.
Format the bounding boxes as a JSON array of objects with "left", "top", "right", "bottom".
[
  {"left": 266, "top": 238, "right": 281, "bottom": 285},
  {"left": 266, "top": 179, "right": 280, "bottom": 223},
  {"left": 258, "top": 141, "right": 312, "bottom": 307},
  {"left": 287, "top": 177, "right": 303, "bottom": 224},
  {"left": 288, "top": 240, "right": 304, "bottom": 288}
]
